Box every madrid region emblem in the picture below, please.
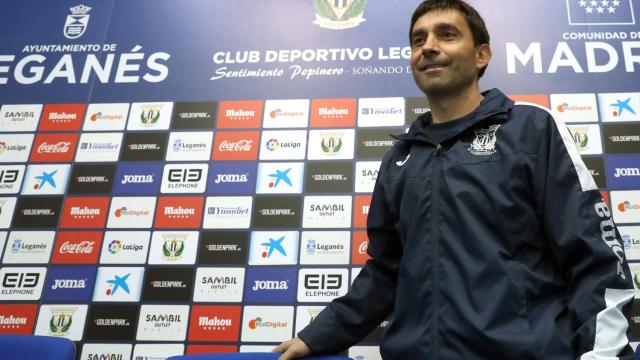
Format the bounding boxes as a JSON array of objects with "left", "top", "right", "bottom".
[
  {"left": 468, "top": 125, "right": 500, "bottom": 156},
  {"left": 64, "top": 4, "right": 91, "bottom": 39},
  {"left": 313, "top": 0, "right": 368, "bottom": 30}
]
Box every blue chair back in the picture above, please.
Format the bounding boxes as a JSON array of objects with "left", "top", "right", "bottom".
[
  {"left": 0, "top": 334, "right": 75, "bottom": 360},
  {"left": 167, "top": 353, "right": 352, "bottom": 360}
]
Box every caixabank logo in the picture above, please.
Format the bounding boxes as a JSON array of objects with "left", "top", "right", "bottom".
[
  {"left": 188, "top": 305, "right": 241, "bottom": 342},
  {"left": 598, "top": 93, "right": 640, "bottom": 122},
  {"left": 68, "top": 164, "right": 116, "bottom": 194},
  {"left": 113, "top": 162, "right": 162, "bottom": 195},
  {"left": 245, "top": 267, "right": 297, "bottom": 304},
  {"left": 21, "top": 164, "right": 71, "bottom": 196},
  {"left": 0, "top": 304, "right": 38, "bottom": 334},
  {"left": 92, "top": 267, "right": 144, "bottom": 302},
  {"left": 85, "top": 304, "right": 139, "bottom": 341},
  {"left": 208, "top": 162, "right": 257, "bottom": 195},
  {"left": 248, "top": 231, "right": 299, "bottom": 265},
  {"left": 566, "top": 0, "right": 636, "bottom": 25},
  {"left": 99, "top": 231, "right": 150, "bottom": 265},
  {"left": 199, "top": 231, "right": 248, "bottom": 265},
  {"left": 256, "top": 162, "right": 305, "bottom": 194},
  {"left": 51, "top": 231, "right": 102, "bottom": 264},
  {"left": 143, "top": 267, "right": 194, "bottom": 301},
  {"left": 42, "top": 266, "right": 96, "bottom": 302},
  {"left": 193, "top": 267, "right": 245, "bottom": 302}
]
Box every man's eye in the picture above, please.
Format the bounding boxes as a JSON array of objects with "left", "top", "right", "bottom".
[
  {"left": 442, "top": 32, "right": 456, "bottom": 38},
  {"left": 412, "top": 38, "right": 425, "bottom": 47}
]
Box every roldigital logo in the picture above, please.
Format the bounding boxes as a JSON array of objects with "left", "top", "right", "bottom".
[{"left": 263, "top": 99, "right": 309, "bottom": 128}]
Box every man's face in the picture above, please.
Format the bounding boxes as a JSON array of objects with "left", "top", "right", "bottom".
[{"left": 410, "top": 9, "right": 490, "bottom": 97}]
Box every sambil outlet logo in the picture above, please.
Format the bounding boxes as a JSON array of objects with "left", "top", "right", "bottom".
[
  {"left": 566, "top": 0, "right": 635, "bottom": 25},
  {"left": 313, "top": 0, "right": 368, "bottom": 30},
  {"left": 0, "top": 104, "right": 42, "bottom": 132},
  {"left": 136, "top": 305, "right": 189, "bottom": 341}
]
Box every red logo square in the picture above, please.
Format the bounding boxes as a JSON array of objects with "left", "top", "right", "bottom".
[
  {"left": 154, "top": 196, "right": 204, "bottom": 228},
  {"left": 212, "top": 131, "right": 260, "bottom": 161},
  {"left": 310, "top": 98, "right": 356, "bottom": 127},
  {"left": 0, "top": 304, "right": 38, "bottom": 334},
  {"left": 59, "top": 197, "right": 109, "bottom": 228},
  {"left": 353, "top": 195, "right": 371, "bottom": 228},
  {"left": 51, "top": 231, "right": 102, "bottom": 264},
  {"left": 39, "top": 104, "right": 86, "bottom": 131},
  {"left": 188, "top": 305, "right": 241, "bottom": 342},
  {"left": 186, "top": 345, "right": 238, "bottom": 354},
  {"left": 217, "top": 100, "right": 263, "bottom": 129},
  {"left": 30, "top": 133, "right": 78, "bottom": 162},
  {"left": 352, "top": 231, "right": 371, "bottom": 265},
  {"left": 601, "top": 190, "right": 610, "bottom": 208},
  {"left": 508, "top": 94, "right": 550, "bottom": 109}
]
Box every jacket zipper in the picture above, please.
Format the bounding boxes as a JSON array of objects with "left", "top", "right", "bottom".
[{"left": 432, "top": 143, "right": 443, "bottom": 358}]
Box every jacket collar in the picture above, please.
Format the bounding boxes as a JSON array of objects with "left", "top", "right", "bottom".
[{"left": 393, "top": 88, "right": 514, "bottom": 145}]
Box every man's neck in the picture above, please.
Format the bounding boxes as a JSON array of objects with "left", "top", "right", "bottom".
[{"left": 428, "top": 84, "right": 484, "bottom": 124}]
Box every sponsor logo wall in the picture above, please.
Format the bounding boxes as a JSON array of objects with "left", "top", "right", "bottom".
[{"left": 0, "top": 0, "right": 638, "bottom": 357}]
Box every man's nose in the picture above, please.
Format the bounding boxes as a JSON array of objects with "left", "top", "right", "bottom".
[{"left": 421, "top": 36, "right": 440, "bottom": 56}]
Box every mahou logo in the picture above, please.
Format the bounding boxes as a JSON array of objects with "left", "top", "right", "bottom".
[
  {"left": 217, "top": 100, "right": 263, "bottom": 129},
  {"left": 310, "top": 98, "right": 356, "bottom": 127},
  {"left": 30, "top": 133, "right": 78, "bottom": 162},
  {"left": 352, "top": 196, "right": 371, "bottom": 228},
  {"left": 39, "top": 104, "right": 85, "bottom": 131},
  {"left": 212, "top": 131, "right": 260, "bottom": 160},
  {"left": 155, "top": 196, "right": 204, "bottom": 228},
  {"left": 60, "top": 197, "right": 109, "bottom": 228},
  {"left": 52, "top": 231, "right": 102, "bottom": 264},
  {"left": 0, "top": 304, "right": 38, "bottom": 334},
  {"left": 188, "top": 305, "right": 241, "bottom": 342}
]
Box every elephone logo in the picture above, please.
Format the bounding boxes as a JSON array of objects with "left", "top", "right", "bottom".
[
  {"left": 203, "top": 196, "right": 252, "bottom": 229},
  {"left": 0, "top": 134, "right": 33, "bottom": 163},
  {"left": 567, "top": 124, "right": 603, "bottom": 155},
  {"left": 154, "top": 196, "right": 204, "bottom": 228},
  {"left": 303, "top": 196, "right": 352, "bottom": 228},
  {"left": 136, "top": 305, "right": 189, "bottom": 341},
  {"left": 245, "top": 267, "right": 296, "bottom": 303},
  {"left": 83, "top": 103, "right": 129, "bottom": 131},
  {"left": 3, "top": 231, "right": 54, "bottom": 264},
  {"left": 99, "top": 231, "right": 150, "bottom": 265},
  {"left": 60, "top": 197, "right": 109, "bottom": 228},
  {"left": 217, "top": 100, "right": 263, "bottom": 128},
  {"left": 52, "top": 231, "right": 102, "bottom": 264},
  {"left": 127, "top": 102, "right": 173, "bottom": 131},
  {"left": 355, "top": 161, "right": 381, "bottom": 193},
  {"left": 21, "top": 164, "right": 70, "bottom": 195},
  {"left": 166, "top": 131, "right": 213, "bottom": 161},
  {"left": 300, "top": 231, "right": 350, "bottom": 265},
  {"left": 193, "top": 268, "right": 245, "bottom": 302},
  {"left": 208, "top": 162, "right": 257, "bottom": 195},
  {"left": 113, "top": 163, "right": 161, "bottom": 195},
  {"left": 39, "top": 104, "right": 85, "bottom": 131},
  {"left": 43, "top": 266, "right": 96, "bottom": 302},
  {"left": 307, "top": 129, "right": 355, "bottom": 160},
  {"left": 161, "top": 163, "right": 208, "bottom": 194},
  {"left": 358, "top": 98, "right": 405, "bottom": 127},
  {"left": 310, "top": 98, "right": 356, "bottom": 127},
  {"left": 93, "top": 267, "right": 144, "bottom": 302},
  {"left": 34, "top": 305, "right": 88, "bottom": 341},
  {"left": 148, "top": 231, "right": 199, "bottom": 265},
  {"left": 199, "top": 231, "right": 248, "bottom": 265},
  {"left": 313, "top": 0, "right": 367, "bottom": 29},
  {"left": 0, "top": 165, "right": 25, "bottom": 194},
  {"left": 75, "top": 132, "right": 123, "bottom": 162},
  {"left": 106, "top": 197, "right": 156, "bottom": 228},
  {"left": 0, "top": 267, "right": 46, "bottom": 300},
  {"left": 599, "top": 93, "right": 640, "bottom": 122},
  {"left": 256, "top": 163, "right": 304, "bottom": 194},
  {"left": 550, "top": 93, "right": 599, "bottom": 123},
  {"left": 241, "top": 306, "right": 293, "bottom": 342},
  {"left": 64, "top": 4, "right": 91, "bottom": 39},
  {"left": 297, "top": 268, "right": 348, "bottom": 302},
  {"left": 30, "top": 133, "right": 78, "bottom": 163},
  {"left": 566, "top": 0, "right": 635, "bottom": 25},
  {"left": 263, "top": 99, "right": 309, "bottom": 128},
  {"left": 171, "top": 101, "right": 217, "bottom": 130},
  {"left": 259, "top": 130, "right": 307, "bottom": 160},
  {"left": 248, "top": 231, "right": 299, "bottom": 265},
  {"left": 0, "top": 104, "right": 42, "bottom": 132},
  {"left": 611, "top": 190, "right": 640, "bottom": 224},
  {"left": 212, "top": 131, "right": 260, "bottom": 161},
  {"left": 189, "top": 305, "right": 241, "bottom": 342},
  {"left": 0, "top": 304, "right": 38, "bottom": 334}
]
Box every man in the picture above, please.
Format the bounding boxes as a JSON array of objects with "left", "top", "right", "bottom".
[{"left": 275, "top": 0, "right": 635, "bottom": 358}]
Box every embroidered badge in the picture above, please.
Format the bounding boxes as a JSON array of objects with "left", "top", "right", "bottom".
[{"left": 468, "top": 124, "right": 500, "bottom": 156}]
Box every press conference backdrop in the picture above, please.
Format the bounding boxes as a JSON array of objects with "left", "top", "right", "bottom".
[{"left": 0, "top": 0, "right": 639, "bottom": 359}]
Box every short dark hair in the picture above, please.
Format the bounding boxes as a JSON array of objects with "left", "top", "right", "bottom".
[{"left": 410, "top": 0, "right": 490, "bottom": 78}]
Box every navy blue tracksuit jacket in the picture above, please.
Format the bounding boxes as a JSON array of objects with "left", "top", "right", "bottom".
[{"left": 298, "top": 89, "right": 635, "bottom": 359}]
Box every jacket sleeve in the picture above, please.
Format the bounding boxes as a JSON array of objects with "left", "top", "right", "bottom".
[
  {"left": 531, "top": 108, "right": 635, "bottom": 359},
  {"left": 297, "top": 158, "right": 402, "bottom": 354}
]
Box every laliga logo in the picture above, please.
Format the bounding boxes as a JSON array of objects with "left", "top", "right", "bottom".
[
  {"left": 313, "top": 0, "right": 368, "bottom": 30},
  {"left": 64, "top": 4, "right": 91, "bottom": 40}
]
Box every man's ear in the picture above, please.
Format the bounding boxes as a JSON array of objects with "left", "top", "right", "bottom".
[{"left": 476, "top": 43, "right": 491, "bottom": 70}]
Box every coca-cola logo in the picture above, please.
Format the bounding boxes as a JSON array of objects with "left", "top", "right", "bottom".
[
  {"left": 59, "top": 241, "right": 95, "bottom": 254},
  {"left": 38, "top": 142, "right": 71, "bottom": 154},
  {"left": 219, "top": 140, "right": 253, "bottom": 152},
  {"left": 358, "top": 241, "right": 368, "bottom": 255}
]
